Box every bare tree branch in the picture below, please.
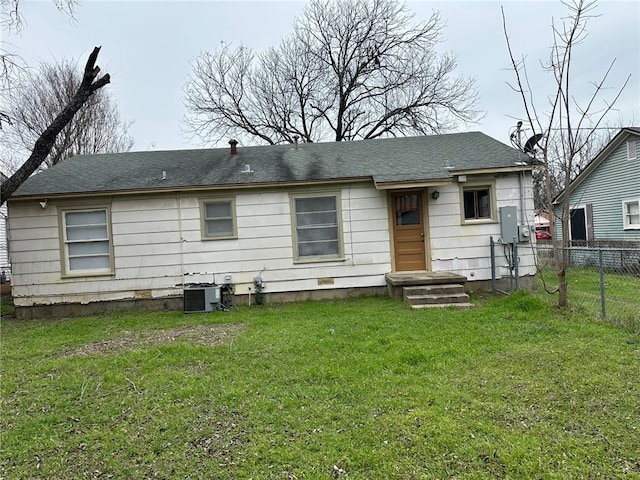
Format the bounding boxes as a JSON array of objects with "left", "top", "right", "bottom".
[
  {"left": 502, "top": 0, "right": 630, "bottom": 308},
  {"left": 184, "top": 0, "right": 481, "bottom": 145},
  {"left": 1, "top": 47, "right": 113, "bottom": 204},
  {"left": 2, "top": 56, "right": 133, "bottom": 171}
]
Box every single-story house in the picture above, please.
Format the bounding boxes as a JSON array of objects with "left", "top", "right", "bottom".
[
  {"left": 554, "top": 127, "right": 640, "bottom": 245},
  {"left": 7, "top": 132, "right": 537, "bottom": 318}
]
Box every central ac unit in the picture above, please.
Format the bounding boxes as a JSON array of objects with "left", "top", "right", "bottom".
[{"left": 184, "top": 284, "right": 221, "bottom": 313}]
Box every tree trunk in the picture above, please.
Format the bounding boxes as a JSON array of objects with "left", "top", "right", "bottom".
[
  {"left": 1, "top": 47, "right": 110, "bottom": 205},
  {"left": 558, "top": 198, "right": 571, "bottom": 308}
]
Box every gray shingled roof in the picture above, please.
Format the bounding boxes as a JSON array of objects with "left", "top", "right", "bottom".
[{"left": 12, "top": 132, "right": 531, "bottom": 198}]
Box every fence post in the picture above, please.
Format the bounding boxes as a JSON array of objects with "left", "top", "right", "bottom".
[
  {"left": 490, "top": 236, "right": 496, "bottom": 292},
  {"left": 599, "top": 248, "right": 606, "bottom": 319},
  {"left": 514, "top": 240, "right": 520, "bottom": 291}
]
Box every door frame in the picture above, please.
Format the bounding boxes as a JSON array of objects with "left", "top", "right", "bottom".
[{"left": 388, "top": 189, "right": 431, "bottom": 272}]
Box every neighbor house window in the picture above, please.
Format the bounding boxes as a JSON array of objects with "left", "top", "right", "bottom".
[
  {"left": 623, "top": 199, "right": 640, "bottom": 229},
  {"left": 462, "top": 185, "right": 494, "bottom": 222},
  {"left": 570, "top": 204, "right": 594, "bottom": 242},
  {"left": 62, "top": 208, "right": 112, "bottom": 275},
  {"left": 292, "top": 194, "right": 342, "bottom": 261},
  {"left": 201, "top": 199, "right": 236, "bottom": 239}
]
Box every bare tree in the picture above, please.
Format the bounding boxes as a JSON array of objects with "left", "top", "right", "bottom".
[
  {"left": 1, "top": 0, "right": 79, "bottom": 128},
  {"left": 528, "top": 126, "right": 620, "bottom": 210},
  {"left": 0, "top": 49, "right": 21, "bottom": 129},
  {"left": 184, "top": 0, "right": 480, "bottom": 145},
  {"left": 2, "top": 57, "right": 133, "bottom": 170},
  {"left": 1, "top": 46, "right": 112, "bottom": 204},
  {"left": 503, "top": 0, "right": 630, "bottom": 308},
  {"left": 1, "top": 0, "right": 77, "bottom": 30}
]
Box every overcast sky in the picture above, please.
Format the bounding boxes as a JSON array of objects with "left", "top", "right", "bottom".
[{"left": 4, "top": 0, "right": 639, "bottom": 152}]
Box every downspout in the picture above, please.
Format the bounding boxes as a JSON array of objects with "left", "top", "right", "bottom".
[
  {"left": 348, "top": 183, "right": 355, "bottom": 266},
  {"left": 516, "top": 168, "right": 526, "bottom": 287},
  {"left": 176, "top": 192, "right": 185, "bottom": 292},
  {"left": 519, "top": 169, "right": 526, "bottom": 228}
]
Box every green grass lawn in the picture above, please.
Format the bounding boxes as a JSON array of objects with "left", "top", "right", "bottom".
[{"left": 2, "top": 293, "right": 639, "bottom": 478}]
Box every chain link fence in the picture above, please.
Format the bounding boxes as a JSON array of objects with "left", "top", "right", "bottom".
[{"left": 493, "top": 240, "right": 640, "bottom": 333}]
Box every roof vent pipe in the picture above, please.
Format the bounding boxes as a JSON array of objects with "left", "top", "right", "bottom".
[
  {"left": 293, "top": 135, "right": 299, "bottom": 151},
  {"left": 229, "top": 139, "right": 238, "bottom": 155}
]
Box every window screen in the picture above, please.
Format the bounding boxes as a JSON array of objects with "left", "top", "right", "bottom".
[
  {"left": 623, "top": 200, "right": 640, "bottom": 229},
  {"left": 64, "top": 209, "right": 111, "bottom": 272},
  {"left": 294, "top": 196, "right": 340, "bottom": 259},
  {"left": 204, "top": 201, "right": 234, "bottom": 237}
]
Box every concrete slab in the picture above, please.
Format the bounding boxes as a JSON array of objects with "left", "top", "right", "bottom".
[{"left": 385, "top": 271, "right": 467, "bottom": 287}]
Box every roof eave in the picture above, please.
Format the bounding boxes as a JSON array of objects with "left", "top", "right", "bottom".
[
  {"left": 374, "top": 179, "right": 453, "bottom": 190},
  {"left": 448, "top": 165, "right": 535, "bottom": 176},
  {"left": 7, "top": 176, "right": 374, "bottom": 202}
]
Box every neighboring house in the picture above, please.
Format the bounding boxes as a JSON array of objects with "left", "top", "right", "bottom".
[
  {"left": 554, "top": 127, "right": 640, "bottom": 245},
  {"left": 7, "top": 132, "right": 536, "bottom": 318},
  {"left": 534, "top": 210, "right": 551, "bottom": 235},
  {"left": 1, "top": 172, "right": 11, "bottom": 282}
]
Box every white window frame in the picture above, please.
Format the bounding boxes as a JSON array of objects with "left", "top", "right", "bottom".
[
  {"left": 290, "top": 192, "right": 344, "bottom": 263},
  {"left": 200, "top": 198, "right": 237, "bottom": 240},
  {"left": 622, "top": 198, "right": 640, "bottom": 230},
  {"left": 460, "top": 182, "right": 496, "bottom": 224},
  {"left": 60, "top": 207, "right": 114, "bottom": 277}
]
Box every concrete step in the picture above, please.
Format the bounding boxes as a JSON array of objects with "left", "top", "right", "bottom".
[
  {"left": 403, "top": 282, "right": 472, "bottom": 309},
  {"left": 403, "top": 284, "right": 465, "bottom": 299},
  {"left": 410, "top": 302, "right": 474, "bottom": 309},
  {"left": 405, "top": 292, "right": 471, "bottom": 305}
]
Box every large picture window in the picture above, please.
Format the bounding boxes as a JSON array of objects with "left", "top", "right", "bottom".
[
  {"left": 462, "top": 185, "right": 494, "bottom": 222},
  {"left": 201, "top": 199, "right": 236, "bottom": 239},
  {"left": 62, "top": 208, "right": 112, "bottom": 275},
  {"left": 292, "top": 194, "right": 342, "bottom": 261},
  {"left": 623, "top": 199, "right": 640, "bottom": 230}
]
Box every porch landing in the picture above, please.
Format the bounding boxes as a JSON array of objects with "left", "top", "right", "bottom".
[{"left": 385, "top": 271, "right": 472, "bottom": 309}]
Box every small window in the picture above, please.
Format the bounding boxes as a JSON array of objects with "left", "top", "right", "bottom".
[
  {"left": 292, "top": 194, "right": 342, "bottom": 261},
  {"left": 62, "top": 208, "right": 112, "bottom": 275},
  {"left": 201, "top": 199, "right": 236, "bottom": 239},
  {"left": 462, "top": 186, "right": 493, "bottom": 222},
  {"left": 623, "top": 199, "right": 640, "bottom": 229},
  {"left": 627, "top": 139, "right": 637, "bottom": 160}
]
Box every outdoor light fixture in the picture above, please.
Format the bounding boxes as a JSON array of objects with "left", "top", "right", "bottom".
[
  {"left": 39, "top": 199, "right": 48, "bottom": 209},
  {"left": 431, "top": 190, "right": 440, "bottom": 200}
]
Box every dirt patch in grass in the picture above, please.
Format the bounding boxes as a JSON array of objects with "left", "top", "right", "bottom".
[{"left": 63, "top": 323, "right": 246, "bottom": 357}]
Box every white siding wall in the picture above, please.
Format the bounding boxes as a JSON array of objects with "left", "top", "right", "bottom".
[
  {"left": 0, "top": 202, "right": 10, "bottom": 280},
  {"left": 428, "top": 173, "right": 536, "bottom": 281},
  {"left": 9, "top": 172, "right": 535, "bottom": 307},
  {"left": 9, "top": 184, "right": 391, "bottom": 307}
]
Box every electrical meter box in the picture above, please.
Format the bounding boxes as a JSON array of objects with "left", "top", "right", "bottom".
[
  {"left": 518, "top": 224, "right": 531, "bottom": 242},
  {"left": 499, "top": 206, "right": 518, "bottom": 243}
]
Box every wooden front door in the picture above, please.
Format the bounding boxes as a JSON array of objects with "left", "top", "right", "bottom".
[{"left": 392, "top": 192, "right": 426, "bottom": 271}]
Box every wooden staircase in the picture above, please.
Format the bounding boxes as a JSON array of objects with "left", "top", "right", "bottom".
[{"left": 385, "top": 271, "right": 472, "bottom": 309}]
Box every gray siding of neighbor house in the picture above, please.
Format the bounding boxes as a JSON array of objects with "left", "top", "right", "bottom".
[{"left": 556, "top": 133, "right": 640, "bottom": 242}]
